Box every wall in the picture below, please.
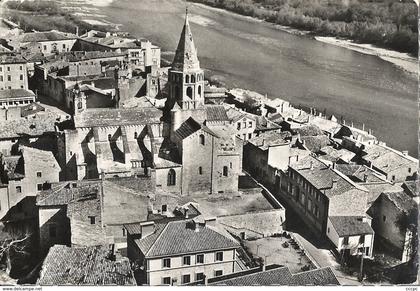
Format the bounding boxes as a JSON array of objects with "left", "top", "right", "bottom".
[
  {"left": 181, "top": 131, "right": 213, "bottom": 196},
  {"left": 147, "top": 249, "right": 235, "bottom": 286},
  {"left": 155, "top": 167, "right": 182, "bottom": 195},
  {"left": 234, "top": 116, "right": 256, "bottom": 141},
  {"left": 38, "top": 206, "right": 71, "bottom": 253},
  {"left": 0, "top": 62, "right": 28, "bottom": 90},
  {"left": 267, "top": 144, "right": 291, "bottom": 171}
]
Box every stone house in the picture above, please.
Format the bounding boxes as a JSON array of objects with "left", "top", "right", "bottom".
[
  {"left": 357, "top": 143, "right": 418, "bottom": 183},
  {"left": 0, "top": 55, "right": 28, "bottom": 91},
  {"left": 125, "top": 218, "right": 239, "bottom": 285},
  {"left": 368, "top": 190, "right": 417, "bottom": 262},
  {"left": 0, "top": 146, "right": 60, "bottom": 220},
  {"left": 12, "top": 30, "right": 78, "bottom": 56},
  {"left": 276, "top": 155, "right": 369, "bottom": 239},
  {"left": 36, "top": 177, "right": 151, "bottom": 254}
]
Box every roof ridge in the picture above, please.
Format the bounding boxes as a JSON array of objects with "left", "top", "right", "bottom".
[
  {"left": 144, "top": 221, "right": 171, "bottom": 257},
  {"left": 213, "top": 266, "right": 290, "bottom": 284}
]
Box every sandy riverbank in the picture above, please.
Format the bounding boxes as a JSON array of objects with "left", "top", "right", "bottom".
[
  {"left": 316, "top": 36, "right": 418, "bottom": 76},
  {"left": 191, "top": 2, "right": 418, "bottom": 76}
]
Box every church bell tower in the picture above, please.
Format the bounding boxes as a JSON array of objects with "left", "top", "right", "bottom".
[{"left": 168, "top": 8, "right": 205, "bottom": 110}]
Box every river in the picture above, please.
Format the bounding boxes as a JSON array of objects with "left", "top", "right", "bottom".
[{"left": 90, "top": 0, "right": 417, "bottom": 156}]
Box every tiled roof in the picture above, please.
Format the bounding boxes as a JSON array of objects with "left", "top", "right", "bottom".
[
  {"left": 363, "top": 183, "right": 402, "bottom": 205},
  {"left": 37, "top": 245, "right": 135, "bottom": 285},
  {"left": 0, "top": 89, "right": 35, "bottom": 100},
  {"left": 289, "top": 267, "right": 340, "bottom": 286},
  {"left": 0, "top": 55, "right": 26, "bottom": 64},
  {"left": 20, "top": 31, "right": 77, "bottom": 43},
  {"left": 300, "top": 135, "right": 330, "bottom": 153},
  {"left": 20, "top": 102, "right": 46, "bottom": 117},
  {"left": 0, "top": 113, "right": 61, "bottom": 139},
  {"left": 248, "top": 131, "right": 289, "bottom": 150},
  {"left": 329, "top": 216, "right": 373, "bottom": 236},
  {"left": 131, "top": 219, "right": 239, "bottom": 258},
  {"left": 319, "top": 146, "right": 355, "bottom": 163},
  {"left": 174, "top": 117, "right": 216, "bottom": 140},
  {"left": 74, "top": 107, "right": 162, "bottom": 128},
  {"left": 294, "top": 124, "right": 323, "bottom": 137},
  {"left": 211, "top": 266, "right": 293, "bottom": 286},
  {"left": 36, "top": 180, "right": 101, "bottom": 207},
  {"left": 290, "top": 156, "right": 367, "bottom": 198},
  {"left": 362, "top": 144, "right": 418, "bottom": 173},
  {"left": 206, "top": 105, "right": 229, "bottom": 122},
  {"left": 334, "top": 164, "right": 385, "bottom": 183},
  {"left": 402, "top": 180, "right": 418, "bottom": 198},
  {"left": 211, "top": 266, "right": 339, "bottom": 286},
  {"left": 21, "top": 145, "right": 59, "bottom": 171},
  {"left": 383, "top": 191, "right": 417, "bottom": 212}
]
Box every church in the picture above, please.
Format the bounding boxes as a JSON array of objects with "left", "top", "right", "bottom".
[{"left": 61, "top": 10, "right": 242, "bottom": 196}]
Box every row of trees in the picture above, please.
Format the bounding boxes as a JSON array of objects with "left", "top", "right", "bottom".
[{"left": 189, "top": 0, "right": 418, "bottom": 55}]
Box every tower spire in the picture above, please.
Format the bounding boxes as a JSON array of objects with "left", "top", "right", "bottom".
[{"left": 172, "top": 7, "right": 200, "bottom": 72}]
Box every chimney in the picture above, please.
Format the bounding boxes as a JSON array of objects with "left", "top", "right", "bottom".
[
  {"left": 402, "top": 150, "right": 408, "bottom": 156},
  {"left": 331, "top": 179, "right": 338, "bottom": 189},
  {"left": 310, "top": 161, "right": 314, "bottom": 170},
  {"left": 332, "top": 162, "right": 336, "bottom": 170},
  {"left": 184, "top": 208, "right": 189, "bottom": 219},
  {"left": 140, "top": 221, "right": 155, "bottom": 238},
  {"left": 363, "top": 174, "right": 368, "bottom": 182},
  {"left": 204, "top": 217, "right": 217, "bottom": 228}
]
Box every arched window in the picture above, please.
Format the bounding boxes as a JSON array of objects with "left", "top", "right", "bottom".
[
  {"left": 191, "top": 75, "right": 196, "bottom": 83},
  {"left": 186, "top": 87, "right": 193, "bottom": 98},
  {"left": 108, "top": 134, "right": 112, "bottom": 141},
  {"left": 134, "top": 132, "right": 138, "bottom": 139},
  {"left": 199, "top": 134, "right": 205, "bottom": 145},
  {"left": 198, "top": 167, "right": 202, "bottom": 175},
  {"left": 185, "top": 75, "right": 189, "bottom": 83},
  {"left": 198, "top": 85, "right": 202, "bottom": 96},
  {"left": 223, "top": 166, "right": 228, "bottom": 177},
  {"left": 167, "top": 169, "right": 176, "bottom": 186}
]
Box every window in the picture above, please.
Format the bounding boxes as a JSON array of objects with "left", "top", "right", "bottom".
[
  {"left": 314, "top": 205, "right": 319, "bottom": 218},
  {"left": 343, "top": 236, "right": 349, "bottom": 245},
  {"left": 408, "top": 167, "right": 412, "bottom": 173},
  {"left": 365, "top": 247, "right": 370, "bottom": 256},
  {"left": 223, "top": 166, "right": 228, "bottom": 177},
  {"left": 162, "top": 204, "right": 167, "bottom": 212},
  {"left": 199, "top": 134, "right": 205, "bottom": 145},
  {"left": 37, "top": 171, "right": 42, "bottom": 178},
  {"left": 196, "top": 273, "right": 204, "bottom": 281},
  {"left": 49, "top": 225, "right": 56, "bottom": 238},
  {"left": 196, "top": 254, "right": 204, "bottom": 264},
  {"left": 237, "top": 123, "right": 241, "bottom": 130},
  {"left": 6, "top": 66, "right": 10, "bottom": 71},
  {"left": 16, "top": 186, "right": 21, "bottom": 193},
  {"left": 383, "top": 215, "right": 386, "bottom": 222},
  {"left": 134, "top": 132, "right": 138, "bottom": 139},
  {"left": 248, "top": 121, "right": 252, "bottom": 128},
  {"left": 359, "top": 235, "right": 365, "bottom": 244},
  {"left": 183, "top": 255, "right": 191, "bottom": 266},
  {"left": 191, "top": 75, "right": 195, "bottom": 83},
  {"left": 182, "top": 274, "right": 191, "bottom": 284},
  {"left": 215, "top": 252, "right": 223, "bottom": 262},
  {"left": 89, "top": 216, "right": 96, "bottom": 224},
  {"left": 62, "top": 44, "right": 66, "bottom": 49},
  {"left": 0, "top": 76, "right": 3, "bottom": 82},
  {"left": 307, "top": 199, "right": 312, "bottom": 211},
  {"left": 19, "top": 65, "right": 22, "bottom": 70},
  {"left": 20, "top": 74, "right": 23, "bottom": 81},
  {"left": 248, "top": 133, "right": 252, "bottom": 139},
  {"left": 185, "top": 75, "right": 189, "bottom": 83},
  {"left": 327, "top": 227, "right": 330, "bottom": 234},
  {"left": 37, "top": 184, "right": 43, "bottom": 191},
  {"left": 122, "top": 228, "right": 126, "bottom": 237},
  {"left": 162, "top": 258, "right": 171, "bottom": 268},
  {"left": 108, "top": 134, "right": 112, "bottom": 141},
  {"left": 198, "top": 167, "right": 203, "bottom": 175},
  {"left": 43, "top": 45, "right": 47, "bottom": 51},
  {"left": 167, "top": 169, "right": 176, "bottom": 186},
  {"left": 198, "top": 85, "right": 202, "bottom": 96},
  {"left": 162, "top": 277, "right": 171, "bottom": 285},
  {"left": 230, "top": 162, "right": 232, "bottom": 169},
  {"left": 391, "top": 175, "right": 395, "bottom": 181},
  {"left": 7, "top": 75, "right": 11, "bottom": 82},
  {"left": 214, "top": 270, "right": 223, "bottom": 277},
  {"left": 186, "top": 87, "right": 193, "bottom": 98}
]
